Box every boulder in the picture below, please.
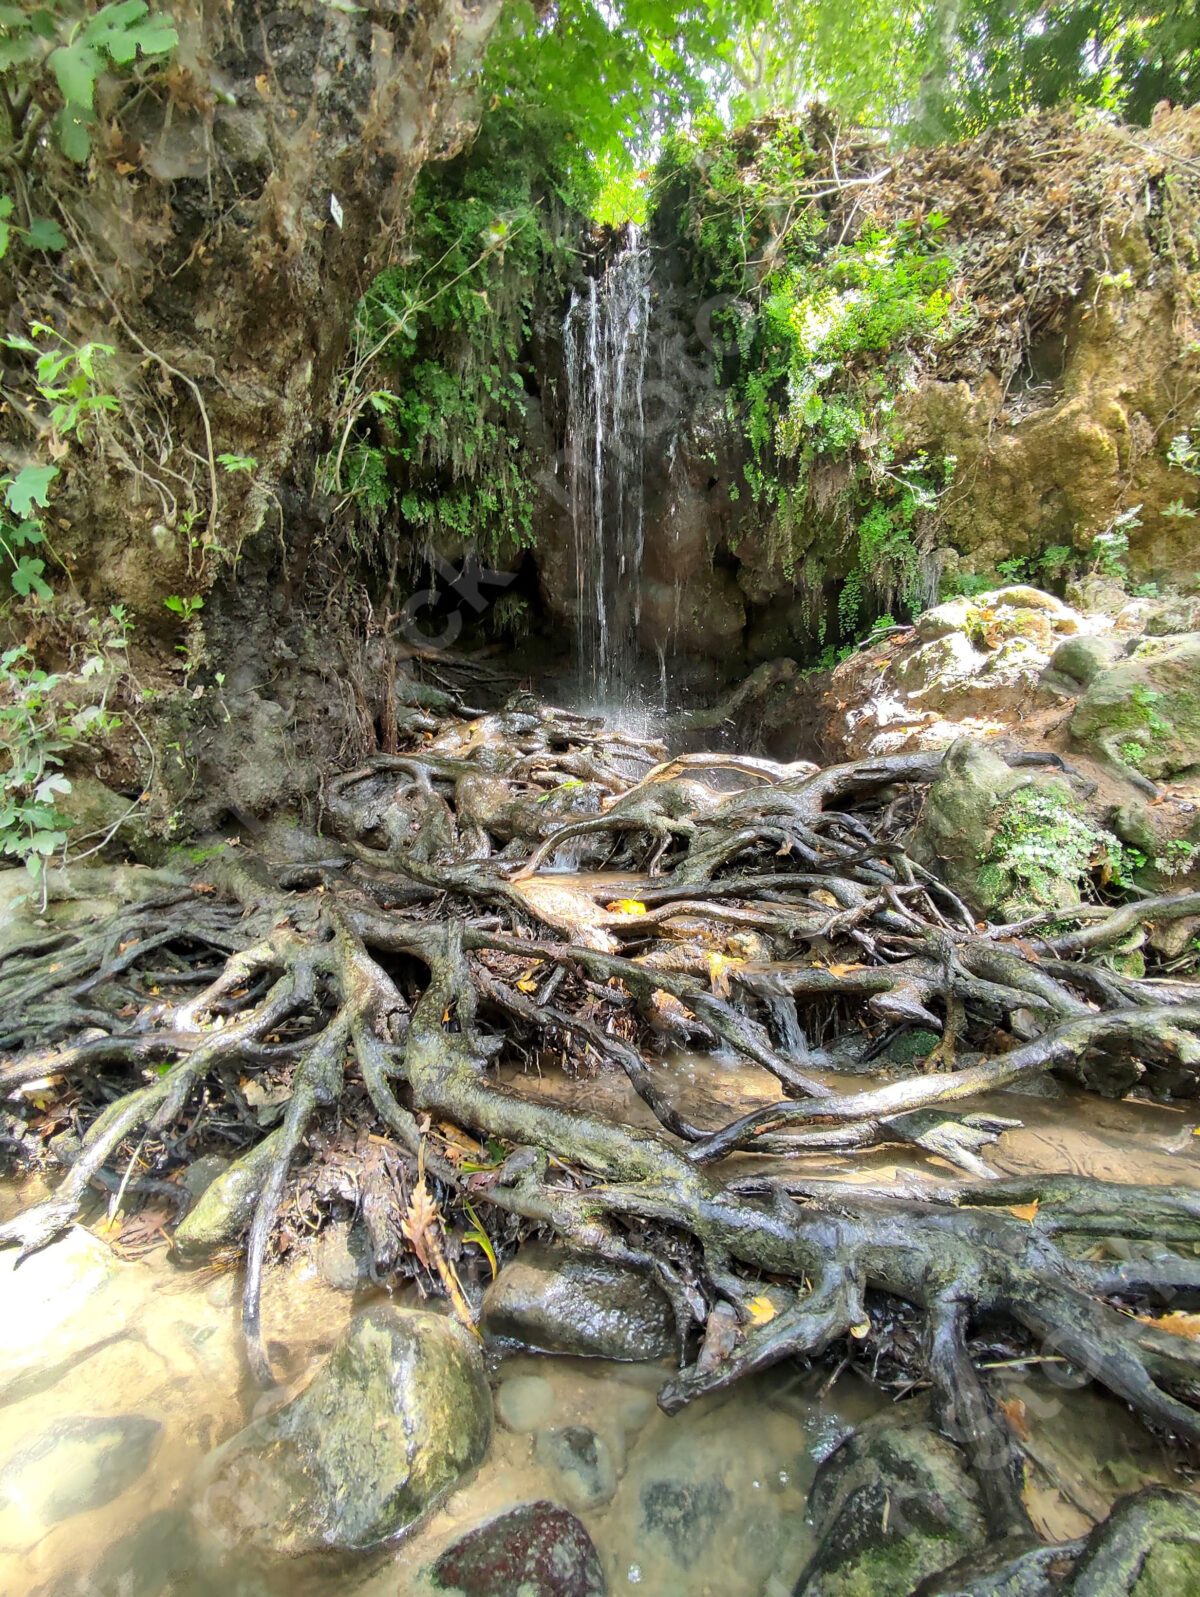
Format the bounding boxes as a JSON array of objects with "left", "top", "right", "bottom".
[
  {"left": 909, "top": 739, "right": 1119, "bottom": 920},
  {"left": 1044, "top": 632, "right": 1128, "bottom": 690},
  {"left": 189, "top": 1306, "right": 492, "bottom": 1557},
  {"left": 793, "top": 1409, "right": 988, "bottom": 1596},
  {"left": 430, "top": 1501, "right": 605, "bottom": 1596},
  {"left": 481, "top": 1243, "right": 674, "bottom": 1361},
  {"left": 1070, "top": 633, "right": 1200, "bottom": 782}
]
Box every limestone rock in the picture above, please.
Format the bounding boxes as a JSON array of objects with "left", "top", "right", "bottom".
[
  {"left": 793, "top": 1409, "right": 987, "bottom": 1596},
  {"left": 190, "top": 1306, "right": 492, "bottom": 1557},
  {"left": 1070, "top": 633, "right": 1200, "bottom": 781},
  {"left": 430, "top": 1501, "right": 605, "bottom": 1596},
  {"left": 481, "top": 1244, "right": 674, "bottom": 1361}
]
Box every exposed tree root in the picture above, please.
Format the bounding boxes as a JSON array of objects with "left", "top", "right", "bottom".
[{"left": 5, "top": 701, "right": 1200, "bottom": 1538}]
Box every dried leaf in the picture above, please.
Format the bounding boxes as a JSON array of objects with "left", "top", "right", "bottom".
[
  {"left": 1136, "top": 1310, "right": 1200, "bottom": 1339},
  {"left": 606, "top": 898, "right": 647, "bottom": 915},
  {"left": 746, "top": 1294, "right": 777, "bottom": 1326},
  {"left": 811, "top": 890, "right": 839, "bottom": 908},
  {"left": 1000, "top": 1395, "right": 1030, "bottom": 1440},
  {"left": 515, "top": 978, "right": 539, "bottom": 994},
  {"left": 1007, "top": 1199, "right": 1040, "bottom": 1222},
  {"left": 827, "top": 962, "right": 865, "bottom": 977}
]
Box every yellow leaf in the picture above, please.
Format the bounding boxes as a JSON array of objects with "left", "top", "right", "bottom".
[
  {"left": 1007, "top": 1199, "right": 1040, "bottom": 1222},
  {"left": 827, "top": 962, "right": 864, "bottom": 977},
  {"left": 850, "top": 1319, "right": 871, "bottom": 1340},
  {"left": 746, "top": 1295, "right": 777, "bottom": 1326},
  {"left": 706, "top": 951, "right": 745, "bottom": 997},
  {"left": 515, "top": 979, "right": 538, "bottom": 994},
  {"left": 1137, "top": 1310, "right": 1200, "bottom": 1339},
  {"left": 606, "top": 899, "right": 647, "bottom": 915},
  {"left": 811, "top": 890, "right": 839, "bottom": 908}
]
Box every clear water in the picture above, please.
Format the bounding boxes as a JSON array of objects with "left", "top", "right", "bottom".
[{"left": 3, "top": 1049, "right": 1198, "bottom": 1594}]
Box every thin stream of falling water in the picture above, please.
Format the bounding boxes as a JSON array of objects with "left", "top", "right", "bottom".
[{"left": 563, "top": 227, "right": 651, "bottom": 705}]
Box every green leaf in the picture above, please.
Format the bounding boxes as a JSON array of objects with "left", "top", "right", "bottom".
[
  {"left": 25, "top": 216, "right": 67, "bottom": 252},
  {"left": 34, "top": 774, "right": 71, "bottom": 803},
  {"left": 50, "top": 42, "right": 99, "bottom": 110},
  {"left": 55, "top": 108, "right": 92, "bottom": 163},
  {"left": 6, "top": 465, "right": 59, "bottom": 516},
  {"left": 11, "top": 556, "right": 51, "bottom": 599}
]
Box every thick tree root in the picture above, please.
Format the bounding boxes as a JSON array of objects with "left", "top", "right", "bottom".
[{"left": 6, "top": 703, "right": 1200, "bottom": 1534}]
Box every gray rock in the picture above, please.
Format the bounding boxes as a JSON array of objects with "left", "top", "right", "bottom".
[
  {"left": 0, "top": 1415, "right": 162, "bottom": 1542},
  {"left": 314, "top": 1219, "right": 372, "bottom": 1290},
  {"left": 496, "top": 1374, "right": 557, "bottom": 1432},
  {"left": 1046, "top": 633, "right": 1128, "bottom": 689},
  {"left": 1070, "top": 632, "right": 1200, "bottom": 781},
  {"left": 181, "top": 1154, "right": 230, "bottom": 1201},
  {"left": 481, "top": 1243, "right": 674, "bottom": 1361},
  {"left": 174, "top": 1129, "right": 286, "bottom": 1256},
  {"left": 189, "top": 1305, "right": 492, "bottom": 1558},
  {"left": 535, "top": 1425, "right": 617, "bottom": 1510},
  {"left": 430, "top": 1500, "right": 605, "bottom": 1596},
  {"left": 793, "top": 1408, "right": 987, "bottom": 1596}
]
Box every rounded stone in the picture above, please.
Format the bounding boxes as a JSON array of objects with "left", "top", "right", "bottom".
[
  {"left": 189, "top": 1306, "right": 492, "bottom": 1558},
  {"left": 430, "top": 1501, "right": 605, "bottom": 1596},
  {"left": 482, "top": 1243, "right": 674, "bottom": 1361},
  {"left": 496, "top": 1374, "right": 557, "bottom": 1432}
]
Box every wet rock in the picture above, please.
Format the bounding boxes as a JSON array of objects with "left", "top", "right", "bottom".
[
  {"left": 190, "top": 1305, "right": 491, "bottom": 1558},
  {"left": 0, "top": 1415, "right": 162, "bottom": 1546},
  {"left": 793, "top": 1408, "right": 987, "bottom": 1596},
  {"left": 181, "top": 1153, "right": 230, "bottom": 1200},
  {"left": 1070, "top": 633, "right": 1200, "bottom": 782},
  {"left": 314, "top": 1218, "right": 372, "bottom": 1290},
  {"left": 496, "top": 1373, "right": 557, "bottom": 1431},
  {"left": 1067, "top": 1485, "right": 1200, "bottom": 1595},
  {"left": 481, "top": 1243, "right": 674, "bottom": 1361},
  {"left": 907, "top": 739, "right": 1023, "bottom": 911},
  {"left": 640, "top": 1476, "right": 733, "bottom": 1567},
  {"left": 173, "top": 1128, "right": 286, "bottom": 1256},
  {"left": 535, "top": 1425, "right": 617, "bottom": 1510},
  {"left": 0, "top": 1225, "right": 127, "bottom": 1406},
  {"left": 604, "top": 1381, "right": 814, "bottom": 1591},
  {"left": 430, "top": 1501, "right": 605, "bottom": 1596}
]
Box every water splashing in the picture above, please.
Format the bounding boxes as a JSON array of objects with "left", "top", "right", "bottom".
[{"left": 563, "top": 227, "right": 651, "bottom": 705}]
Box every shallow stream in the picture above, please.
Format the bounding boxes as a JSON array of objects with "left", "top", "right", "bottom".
[{"left": 3, "top": 1021, "right": 1198, "bottom": 1597}]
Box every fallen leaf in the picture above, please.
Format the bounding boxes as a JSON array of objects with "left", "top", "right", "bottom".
[
  {"left": 746, "top": 1294, "right": 777, "bottom": 1326},
  {"left": 605, "top": 898, "right": 647, "bottom": 915},
  {"left": 1137, "top": 1310, "right": 1200, "bottom": 1339},
  {"left": 1007, "top": 1199, "right": 1040, "bottom": 1222},
  {"left": 827, "top": 962, "right": 865, "bottom": 977},
  {"left": 811, "top": 890, "right": 839, "bottom": 908},
  {"left": 706, "top": 951, "right": 745, "bottom": 997},
  {"left": 1000, "top": 1395, "right": 1030, "bottom": 1439},
  {"left": 515, "top": 978, "right": 539, "bottom": 994}
]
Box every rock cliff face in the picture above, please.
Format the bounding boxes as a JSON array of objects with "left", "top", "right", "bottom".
[{"left": 525, "top": 107, "right": 1200, "bottom": 688}]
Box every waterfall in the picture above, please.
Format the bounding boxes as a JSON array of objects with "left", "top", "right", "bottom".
[{"left": 563, "top": 227, "right": 651, "bottom": 704}]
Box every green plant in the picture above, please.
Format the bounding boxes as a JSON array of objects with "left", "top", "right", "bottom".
[
  {"left": 164, "top": 594, "right": 204, "bottom": 622},
  {"left": 0, "top": 0, "right": 177, "bottom": 165},
  {"left": 1090, "top": 506, "right": 1142, "bottom": 581},
  {"left": 980, "top": 784, "right": 1122, "bottom": 909},
  {"left": 216, "top": 453, "right": 258, "bottom": 475},
  {"left": 0, "top": 634, "right": 123, "bottom": 891}
]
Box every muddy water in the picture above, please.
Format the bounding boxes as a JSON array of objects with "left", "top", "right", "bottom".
[{"left": 2, "top": 1048, "right": 1198, "bottom": 1596}]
